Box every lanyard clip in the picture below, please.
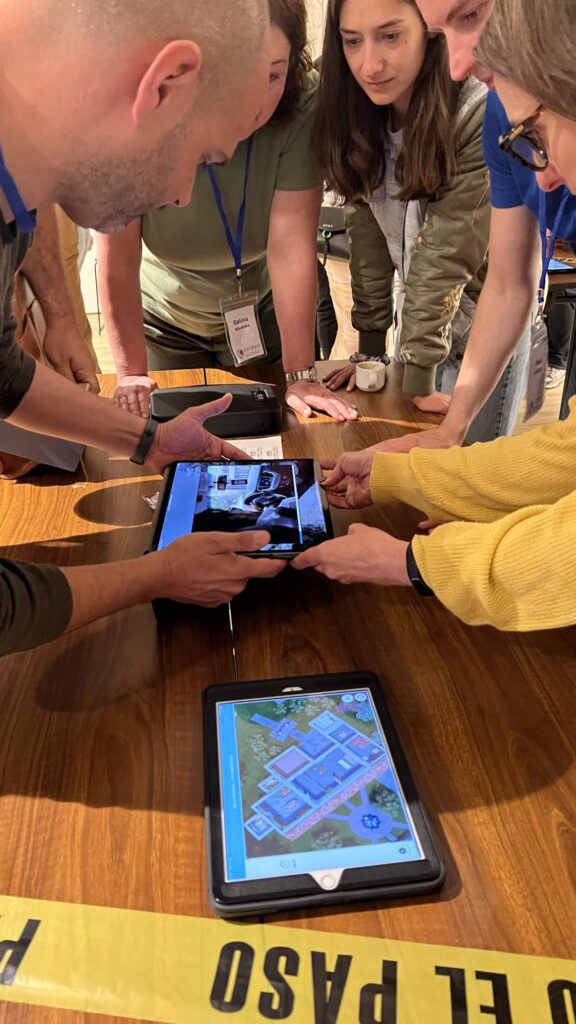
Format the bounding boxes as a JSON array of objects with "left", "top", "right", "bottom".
[{"left": 236, "top": 267, "right": 243, "bottom": 297}]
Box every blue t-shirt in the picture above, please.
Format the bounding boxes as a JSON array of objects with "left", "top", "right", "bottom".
[{"left": 483, "top": 91, "right": 576, "bottom": 247}]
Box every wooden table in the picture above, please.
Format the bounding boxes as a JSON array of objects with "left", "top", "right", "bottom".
[{"left": 0, "top": 364, "right": 575, "bottom": 1023}]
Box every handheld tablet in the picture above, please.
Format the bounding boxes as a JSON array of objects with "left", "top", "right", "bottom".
[
  {"left": 549, "top": 257, "right": 576, "bottom": 272},
  {"left": 203, "top": 672, "right": 445, "bottom": 917},
  {"left": 149, "top": 459, "right": 334, "bottom": 559}
]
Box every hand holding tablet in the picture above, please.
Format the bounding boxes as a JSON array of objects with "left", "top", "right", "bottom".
[
  {"left": 151, "top": 531, "right": 285, "bottom": 607},
  {"left": 149, "top": 459, "right": 335, "bottom": 559}
]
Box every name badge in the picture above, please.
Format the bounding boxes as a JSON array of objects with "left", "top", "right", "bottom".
[
  {"left": 220, "top": 290, "right": 267, "bottom": 367},
  {"left": 524, "top": 316, "right": 548, "bottom": 421}
]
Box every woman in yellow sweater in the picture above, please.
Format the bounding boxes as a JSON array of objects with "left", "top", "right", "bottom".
[{"left": 294, "top": 0, "right": 576, "bottom": 633}]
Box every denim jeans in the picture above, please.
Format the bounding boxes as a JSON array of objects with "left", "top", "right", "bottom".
[{"left": 436, "top": 319, "right": 532, "bottom": 443}]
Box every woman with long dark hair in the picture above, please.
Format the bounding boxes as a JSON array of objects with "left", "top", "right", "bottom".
[
  {"left": 318, "top": 0, "right": 493, "bottom": 435},
  {"left": 294, "top": 0, "right": 576, "bottom": 632}
]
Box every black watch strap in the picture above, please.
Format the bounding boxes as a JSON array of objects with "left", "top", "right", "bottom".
[
  {"left": 130, "top": 418, "right": 158, "bottom": 465},
  {"left": 406, "top": 541, "right": 435, "bottom": 597}
]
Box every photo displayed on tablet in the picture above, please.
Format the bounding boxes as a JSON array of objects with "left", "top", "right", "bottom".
[
  {"left": 216, "top": 688, "right": 424, "bottom": 883},
  {"left": 156, "top": 460, "right": 331, "bottom": 554}
]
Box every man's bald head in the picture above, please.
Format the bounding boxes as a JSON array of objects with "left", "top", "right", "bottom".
[
  {"left": 0, "top": 0, "right": 270, "bottom": 230},
  {"left": 37, "top": 0, "right": 268, "bottom": 109}
]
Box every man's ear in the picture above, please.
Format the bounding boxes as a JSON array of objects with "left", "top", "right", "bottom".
[{"left": 132, "top": 40, "right": 202, "bottom": 125}]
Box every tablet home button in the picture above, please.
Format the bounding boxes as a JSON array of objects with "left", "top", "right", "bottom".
[{"left": 310, "top": 869, "right": 343, "bottom": 890}]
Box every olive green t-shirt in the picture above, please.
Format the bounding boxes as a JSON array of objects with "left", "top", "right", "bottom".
[{"left": 140, "top": 72, "right": 320, "bottom": 339}]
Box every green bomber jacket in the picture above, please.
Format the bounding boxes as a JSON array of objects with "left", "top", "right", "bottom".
[{"left": 346, "top": 80, "right": 490, "bottom": 396}]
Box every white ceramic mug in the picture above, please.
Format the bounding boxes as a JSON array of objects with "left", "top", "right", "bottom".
[{"left": 356, "top": 360, "right": 386, "bottom": 392}]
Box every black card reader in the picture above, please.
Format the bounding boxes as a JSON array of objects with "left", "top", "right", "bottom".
[{"left": 150, "top": 384, "right": 283, "bottom": 438}]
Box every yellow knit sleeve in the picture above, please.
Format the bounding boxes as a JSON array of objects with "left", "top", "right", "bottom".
[
  {"left": 370, "top": 400, "right": 576, "bottom": 524},
  {"left": 412, "top": 490, "right": 576, "bottom": 631}
]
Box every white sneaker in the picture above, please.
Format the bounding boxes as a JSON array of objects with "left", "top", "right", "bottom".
[{"left": 545, "top": 366, "right": 566, "bottom": 390}]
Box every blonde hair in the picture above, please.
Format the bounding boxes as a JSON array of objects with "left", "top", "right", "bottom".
[{"left": 477, "top": 0, "right": 576, "bottom": 121}]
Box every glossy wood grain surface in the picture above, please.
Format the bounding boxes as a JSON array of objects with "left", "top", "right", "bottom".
[
  {"left": 0, "top": 365, "right": 574, "bottom": 1023},
  {"left": 227, "top": 365, "right": 576, "bottom": 958}
]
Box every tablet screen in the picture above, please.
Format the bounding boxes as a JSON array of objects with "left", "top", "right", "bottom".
[
  {"left": 216, "top": 689, "right": 424, "bottom": 883},
  {"left": 156, "top": 460, "right": 331, "bottom": 554},
  {"left": 549, "top": 258, "right": 575, "bottom": 271}
]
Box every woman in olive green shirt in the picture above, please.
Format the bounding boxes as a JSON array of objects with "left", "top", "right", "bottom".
[{"left": 97, "top": 0, "right": 357, "bottom": 423}]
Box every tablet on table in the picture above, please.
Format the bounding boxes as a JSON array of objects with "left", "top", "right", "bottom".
[{"left": 204, "top": 671, "right": 445, "bottom": 917}]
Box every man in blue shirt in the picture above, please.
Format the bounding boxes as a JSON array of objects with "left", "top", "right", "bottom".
[{"left": 372, "top": 0, "right": 576, "bottom": 454}]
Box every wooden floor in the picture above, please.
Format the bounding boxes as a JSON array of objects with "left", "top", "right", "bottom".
[
  {"left": 88, "top": 315, "right": 115, "bottom": 374},
  {"left": 88, "top": 314, "right": 564, "bottom": 434}
]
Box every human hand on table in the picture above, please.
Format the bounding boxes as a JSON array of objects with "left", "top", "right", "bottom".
[
  {"left": 364, "top": 421, "right": 462, "bottom": 455},
  {"left": 324, "top": 365, "right": 451, "bottom": 415},
  {"left": 320, "top": 451, "right": 376, "bottom": 510},
  {"left": 412, "top": 391, "right": 452, "bottom": 415},
  {"left": 151, "top": 531, "right": 285, "bottom": 606},
  {"left": 285, "top": 381, "right": 358, "bottom": 422},
  {"left": 147, "top": 394, "right": 251, "bottom": 473},
  {"left": 114, "top": 374, "right": 158, "bottom": 418},
  {"left": 322, "top": 364, "right": 357, "bottom": 392},
  {"left": 292, "top": 523, "right": 410, "bottom": 588}
]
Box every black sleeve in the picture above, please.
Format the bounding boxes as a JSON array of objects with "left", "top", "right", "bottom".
[
  {"left": 0, "top": 559, "right": 73, "bottom": 657},
  {"left": 0, "top": 228, "right": 37, "bottom": 418},
  {"left": 0, "top": 286, "right": 37, "bottom": 419}
]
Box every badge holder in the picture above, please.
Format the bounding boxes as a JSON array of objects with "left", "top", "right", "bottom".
[
  {"left": 220, "top": 274, "right": 267, "bottom": 368},
  {"left": 524, "top": 312, "right": 548, "bottom": 421}
]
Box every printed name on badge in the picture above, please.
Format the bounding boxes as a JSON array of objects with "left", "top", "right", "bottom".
[{"left": 220, "top": 291, "right": 267, "bottom": 367}]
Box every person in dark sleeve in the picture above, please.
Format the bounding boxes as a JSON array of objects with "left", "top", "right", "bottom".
[{"left": 0, "top": 0, "right": 287, "bottom": 657}]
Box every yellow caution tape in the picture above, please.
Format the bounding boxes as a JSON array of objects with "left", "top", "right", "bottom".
[{"left": 0, "top": 895, "right": 574, "bottom": 1023}]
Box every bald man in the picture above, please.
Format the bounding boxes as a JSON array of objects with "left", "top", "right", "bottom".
[{"left": 0, "top": 0, "right": 285, "bottom": 656}]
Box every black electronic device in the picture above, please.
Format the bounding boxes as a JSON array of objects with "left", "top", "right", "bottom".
[
  {"left": 148, "top": 459, "right": 334, "bottom": 561},
  {"left": 150, "top": 384, "right": 282, "bottom": 439},
  {"left": 203, "top": 671, "right": 445, "bottom": 917}
]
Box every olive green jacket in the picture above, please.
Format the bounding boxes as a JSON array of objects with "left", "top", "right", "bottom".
[{"left": 346, "top": 81, "right": 490, "bottom": 395}]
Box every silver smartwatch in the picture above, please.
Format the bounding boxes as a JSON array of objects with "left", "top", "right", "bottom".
[{"left": 285, "top": 367, "right": 319, "bottom": 385}]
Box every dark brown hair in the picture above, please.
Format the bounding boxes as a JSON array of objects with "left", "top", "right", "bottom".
[
  {"left": 315, "top": 0, "right": 461, "bottom": 201},
  {"left": 268, "top": 0, "right": 313, "bottom": 126}
]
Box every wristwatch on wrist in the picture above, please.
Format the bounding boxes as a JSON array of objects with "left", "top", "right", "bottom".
[
  {"left": 285, "top": 367, "right": 319, "bottom": 384},
  {"left": 406, "top": 541, "right": 435, "bottom": 597},
  {"left": 130, "top": 417, "right": 159, "bottom": 465}
]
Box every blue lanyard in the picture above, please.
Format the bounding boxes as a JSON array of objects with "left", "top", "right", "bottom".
[
  {"left": 0, "top": 147, "right": 35, "bottom": 233},
  {"left": 538, "top": 187, "right": 570, "bottom": 307},
  {"left": 207, "top": 137, "right": 253, "bottom": 291}
]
